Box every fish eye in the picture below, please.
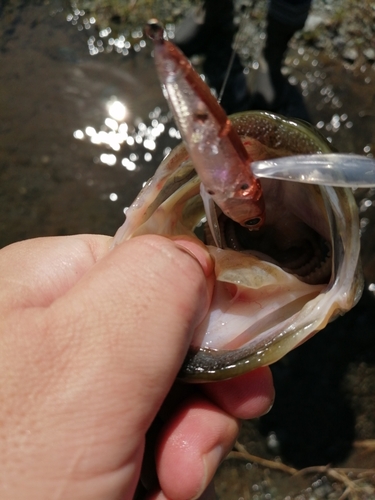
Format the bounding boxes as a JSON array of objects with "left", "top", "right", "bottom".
[
  {"left": 194, "top": 110, "right": 208, "bottom": 123},
  {"left": 193, "top": 102, "right": 209, "bottom": 123},
  {"left": 244, "top": 217, "right": 261, "bottom": 227}
]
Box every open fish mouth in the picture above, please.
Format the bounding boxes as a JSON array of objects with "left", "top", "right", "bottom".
[
  {"left": 207, "top": 191, "right": 332, "bottom": 286},
  {"left": 114, "top": 111, "right": 363, "bottom": 382}
]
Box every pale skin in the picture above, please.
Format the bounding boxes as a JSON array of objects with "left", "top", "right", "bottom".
[{"left": 0, "top": 233, "right": 274, "bottom": 500}]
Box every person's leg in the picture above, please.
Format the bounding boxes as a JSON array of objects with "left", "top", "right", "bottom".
[
  {"left": 175, "top": 0, "right": 251, "bottom": 114},
  {"left": 263, "top": 0, "right": 312, "bottom": 103},
  {"left": 174, "top": 0, "right": 235, "bottom": 57},
  {"left": 252, "top": 0, "right": 312, "bottom": 119}
]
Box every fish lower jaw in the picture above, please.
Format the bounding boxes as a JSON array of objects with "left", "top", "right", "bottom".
[{"left": 191, "top": 279, "right": 323, "bottom": 351}]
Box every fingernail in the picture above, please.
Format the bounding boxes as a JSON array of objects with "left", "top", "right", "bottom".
[
  {"left": 262, "top": 398, "right": 275, "bottom": 416},
  {"left": 171, "top": 237, "right": 213, "bottom": 278},
  {"left": 194, "top": 445, "right": 225, "bottom": 500},
  {"left": 192, "top": 479, "right": 217, "bottom": 500},
  {"left": 205, "top": 444, "right": 226, "bottom": 468}
]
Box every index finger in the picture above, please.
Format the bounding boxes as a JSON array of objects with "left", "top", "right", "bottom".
[{"left": 0, "top": 235, "right": 112, "bottom": 310}]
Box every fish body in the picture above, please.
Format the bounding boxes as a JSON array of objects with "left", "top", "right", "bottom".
[
  {"left": 113, "top": 24, "right": 363, "bottom": 381},
  {"left": 114, "top": 112, "right": 363, "bottom": 381}
]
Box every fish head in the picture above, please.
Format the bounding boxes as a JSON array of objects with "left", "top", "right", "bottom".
[{"left": 113, "top": 111, "right": 363, "bottom": 382}]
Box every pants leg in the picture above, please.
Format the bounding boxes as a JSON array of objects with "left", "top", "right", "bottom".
[
  {"left": 263, "top": 0, "right": 312, "bottom": 91},
  {"left": 175, "top": 0, "right": 251, "bottom": 114}
]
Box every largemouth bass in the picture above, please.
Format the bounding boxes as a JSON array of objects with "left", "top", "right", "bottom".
[{"left": 113, "top": 21, "right": 374, "bottom": 382}]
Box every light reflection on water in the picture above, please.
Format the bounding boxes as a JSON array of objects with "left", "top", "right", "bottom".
[
  {"left": 65, "top": 1, "right": 375, "bottom": 285},
  {"left": 107, "top": 99, "right": 127, "bottom": 121},
  {"left": 66, "top": 6, "right": 151, "bottom": 58},
  {"left": 71, "top": 86, "right": 180, "bottom": 217},
  {"left": 73, "top": 95, "right": 176, "bottom": 174}
]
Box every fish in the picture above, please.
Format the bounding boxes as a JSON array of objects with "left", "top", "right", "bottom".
[{"left": 113, "top": 21, "right": 375, "bottom": 382}]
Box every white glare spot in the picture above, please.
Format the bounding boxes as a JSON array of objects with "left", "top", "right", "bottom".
[
  {"left": 122, "top": 158, "right": 136, "bottom": 171},
  {"left": 73, "top": 130, "right": 84, "bottom": 139},
  {"left": 144, "top": 152, "right": 152, "bottom": 162},
  {"left": 108, "top": 100, "right": 127, "bottom": 121},
  {"left": 144, "top": 139, "right": 156, "bottom": 150},
  {"left": 110, "top": 141, "right": 121, "bottom": 151},
  {"left": 90, "top": 135, "right": 100, "bottom": 144},
  {"left": 99, "top": 27, "right": 111, "bottom": 37},
  {"left": 109, "top": 192, "right": 118, "bottom": 201},
  {"left": 100, "top": 153, "right": 116, "bottom": 166},
  {"left": 85, "top": 126, "right": 96, "bottom": 136},
  {"left": 105, "top": 117, "right": 119, "bottom": 131},
  {"left": 118, "top": 123, "right": 128, "bottom": 134}
]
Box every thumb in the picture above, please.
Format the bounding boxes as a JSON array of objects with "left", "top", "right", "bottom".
[
  {"left": 1, "top": 234, "right": 213, "bottom": 499},
  {"left": 56, "top": 233, "right": 214, "bottom": 420}
]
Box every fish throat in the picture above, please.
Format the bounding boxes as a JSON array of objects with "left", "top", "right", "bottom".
[
  {"left": 203, "top": 178, "right": 333, "bottom": 286},
  {"left": 215, "top": 214, "right": 332, "bottom": 285}
]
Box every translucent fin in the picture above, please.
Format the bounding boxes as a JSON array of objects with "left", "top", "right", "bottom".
[{"left": 252, "top": 154, "right": 375, "bottom": 187}]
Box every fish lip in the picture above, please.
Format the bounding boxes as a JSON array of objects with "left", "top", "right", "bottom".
[{"left": 181, "top": 184, "right": 362, "bottom": 382}]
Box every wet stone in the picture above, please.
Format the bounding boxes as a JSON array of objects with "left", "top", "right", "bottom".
[
  {"left": 363, "top": 47, "right": 375, "bottom": 62},
  {"left": 342, "top": 47, "right": 359, "bottom": 63}
]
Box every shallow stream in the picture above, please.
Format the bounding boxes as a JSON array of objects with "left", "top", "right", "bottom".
[{"left": 1, "top": 1, "right": 375, "bottom": 498}]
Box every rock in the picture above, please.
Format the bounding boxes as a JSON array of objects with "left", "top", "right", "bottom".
[
  {"left": 332, "top": 35, "right": 346, "bottom": 51},
  {"left": 342, "top": 47, "right": 359, "bottom": 63},
  {"left": 363, "top": 47, "right": 375, "bottom": 62}
]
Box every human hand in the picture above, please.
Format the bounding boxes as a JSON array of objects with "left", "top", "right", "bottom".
[{"left": 0, "top": 234, "right": 274, "bottom": 500}]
